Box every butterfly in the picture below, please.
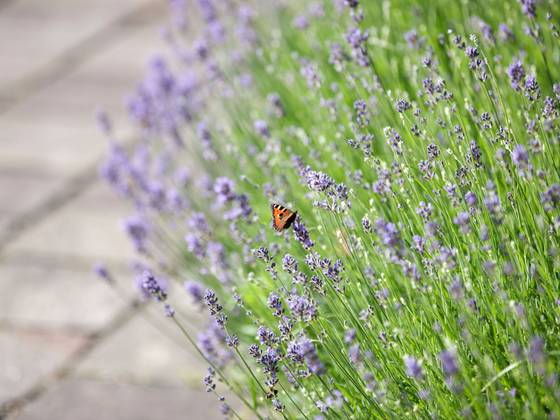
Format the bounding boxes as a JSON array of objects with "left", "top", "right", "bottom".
[{"left": 271, "top": 203, "right": 297, "bottom": 231}]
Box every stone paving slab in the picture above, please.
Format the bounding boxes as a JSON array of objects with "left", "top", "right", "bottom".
[
  {"left": 0, "top": 98, "right": 116, "bottom": 176},
  {"left": 0, "top": 262, "right": 129, "bottom": 331},
  {"left": 75, "top": 309, "right": 207, "bottom": 387},
  {"left": 30, "top": 22, "right": 165, "bottom": 131},
  {"left": 11, "top": 378, "right": 222, "bottom": 420},
  {"left": 67, "top": 22, "right": 166, "bottom": 86},
  {"left": 0, "top": 25, "right": 163, "bottom": 177},
  {"left": 0, "top": 211, "right": 12, "bottom": 232},
  {"left": 2, "top": 0, "right": 149, "bottom": 20},
  {"left": 0, "top": 0, "right": 236, "bottom": 418},
  {"left": 1, "top": 181, "right": 136, "bottom": 264},
  {"left": 0, "top": 172, "right": 63, "bottom": 215},
  {"left": 0, "top": 328, "right": 86, "bottom": 404},
  {"left": 0, "top": 0, "right": 159, "bottom": 95}
]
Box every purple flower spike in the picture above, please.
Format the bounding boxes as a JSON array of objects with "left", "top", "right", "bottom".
[
  {"left": 507, "top": 60, "right": 525, "bottom": 90},
  {"left": 520, "top": 0, "right": 536, "bottom": 18},
  {"left": 184, "top": 280, "right": 204, "bottom": 305},
  {"left": 204, "top": 289, "right": 222, "bottom": 316},
  {"left": 93, "top": 263, "right": 113, "bottom": 283},
  {"left": 528, "top": 336, "right": 545, "bottom": 364},
  {"left": 123, "top": 214, "right": 149, "bottom": 253},
  {"left": 395, "top": 98, "right": 412, "bottom": 113},
  {"left": 268, "top": 292, "right": 284, "bottom": 316},
  {"left": 305, "top": 169, "right": 335, "bottom": 192},
  {"left": 288, "top": 293, "right": 317, "bottom": 321},
  {"left": 404, "top": 356, "right": 423, "bottom": 379},
  {"left": 511, "top": 144, "right": 529, "bottom": 171},
  {"left": 287, "top": 337, "right": 325, "bottom": 375},
  {"left": 254, "top": 119, "right": 270, "bottom": 138},
  {"left": 293, "top": 217, "right": 314, "bottom": 249},
  {"left": 439, "top": 347, "right": 459, "bottom": 377},
  {"left": 464, "top": 191, "right": 477, "bottom": 207},
  {"left": 140, "top": 270, "right": 167, "bottom": 301},
  {"left": 541, "top": 184, "right": 560, "bottom": 211},
  {"left": 164, "top": 303, "right": 175, "bottom": 317},
  {"left": 214, "top": 177, "right": 236, "bottom": 204},
  {"left": 453, "top": 211, "right": 471, "bottom": 234}
]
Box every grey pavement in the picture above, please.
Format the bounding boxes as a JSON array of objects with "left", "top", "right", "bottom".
[{"left": 0, "top": 1, "right": 224, "bottom": 419}]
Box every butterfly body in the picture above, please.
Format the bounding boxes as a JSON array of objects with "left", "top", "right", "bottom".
[{"left": 271, "top": 203, "right": 297, "bottom": 231}]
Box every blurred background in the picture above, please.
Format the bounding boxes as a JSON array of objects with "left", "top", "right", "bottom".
[{"left": 0, "top": 0, "right": 221, "bottom": 418}]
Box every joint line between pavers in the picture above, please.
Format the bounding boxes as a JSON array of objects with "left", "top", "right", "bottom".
[
  {"left": 0, "top": 299, "right": 146, "bottom": 418},
  {"left": 0, "top": 0, "right": 161, "bottom": 115}
]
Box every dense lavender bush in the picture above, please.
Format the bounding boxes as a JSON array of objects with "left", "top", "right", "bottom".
[{"left": 97, "top": 0, "right": 560, "bottom": 418}]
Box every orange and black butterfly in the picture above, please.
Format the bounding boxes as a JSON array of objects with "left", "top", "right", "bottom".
[{"left": 271, "top": 203, "right": 297, "bottom": 231}]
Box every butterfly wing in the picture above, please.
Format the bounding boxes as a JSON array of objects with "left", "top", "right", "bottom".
[{"left": 271, "top": 203, "right": 297, "bottom": 231}]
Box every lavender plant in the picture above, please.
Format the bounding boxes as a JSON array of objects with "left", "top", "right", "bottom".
[{"left": 97, "top": 0, "right": 560, "bottom": 418}]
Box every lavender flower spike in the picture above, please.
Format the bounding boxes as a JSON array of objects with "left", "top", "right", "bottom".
[
  {"left": 404, "top": 355, "right": 423, "bottom": 379},
  {"left": 293, "top": 216, "right": 314, "bottom": 249}
]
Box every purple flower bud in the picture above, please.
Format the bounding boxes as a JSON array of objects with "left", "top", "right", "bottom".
[
  {"left": 464, "top": 191, "right": 477, "bottom": 207},
  {"left": 507, "top": 60, "right": 525, "bottom": 90},
  {"left": 524, "top": 75, "right": 539, "bottom": 100},
  {"left": 344, "top": 329, "right": 356, "bottom": 344},
  {"left": 164, "top": 303, "right": 175, "bottom": 317},
  {"left": 354, "top": 99, "right": 369, "bottom": 126},
  {"left": 416, "top": 201, "right": 433, "bottom": 222},
  {"left": 498, "top": 23, "right": 514, "bottom": 41},
  {"left": 93, "top": 263, "right": 113, "bottom": 283},
  {"left": 375, "top": 218, "right": 401, "bottom": 248},
  {"left": 541, "top": 184, "right": 560, "bottom": 211},
  {"left": 123, "top": 214, "right": 149, "bottom": 253},
  {"left": 219, "top": 401, "right": 230, "bottom": 415},
  {"left": 140, "top": 270, "right": 167, "bottom": 301},
  {"left": 412, "top": 235, "right": 425, "bottom": 254},
  {"left": 427, "top": 143, "right": 439, "bottom": 160},
  {"left": 453, "top": 212, "right": 471, "bottom": 233},
  {"left": 346, "top": 28, "right": 369, "bottom": 67},
  {"left": 257, "top": 326, "right": 277, "bottom": 346},
  {"left": 395, "top": 98, "right": 412, "bottom": 113},
  {"left": 344, "top": 0, "right": 358, "bottom": 8},
  {"left": 225, "top": 335, "right": 239, "bottom": 348},
  {"left": 404, "top": 356, "right": 423, "bottom": 379},
  {"left": 268, "top": 292, "right": 284, "bottom": 316},
  {"left": 329, "top": 43, "right": 345, "bottom": 71},
  {"left": 287, "top": 337, "right": 325, "bottom": 375},
  {"left": 248, "top": 344, "right": 261, "bottom": 359},
  {"left": 288, "top": 293, "right": 317, "bottom": 321},
  {"left": 511, "top": 144, "right": 529, "bottom": 171},
  {"left": 404, "top": 29, "right": 419, "bottom": 49},
  {"left": 520, "top": 0, "right": 536, "bottom": 18},
  {"left": 300, "top": 60, "right": 321, "bottom": 89},
  {"left": 95, "top": 108, "right": 112, "bottom": 135},
  {"left": 305, "top": 169, "right": 335, "bottom": 192},
  {"left": 293, "top": 217, "right": 314, "bottom": 249},
  {"left": 214, "top": 177, "right": 236, "bottom": 204},
  {"left": 528, "top": 336, "right": 545, "bottom": 364},
  {"left": 204, "top": 289, "right": 223, "bottom": 315},
  {"left": 439, "top": 348, "right": 459, "bottom": 377},
  {"left": 203, "top": 367, "right": 215, "bottom": 392},
  {"left": 254, "top": 119, "right": 270, "bottom": 138},
  {"left": 184, "top": 280, "right": 204, "bottom": 305},
  {"left": 185, "top": 233, "right": 205, "bottom": 258},
  {"left": 448, "top": 277, "right": 464, "bottom": 300},
  {"left": 282, "top": 254, "right": 298, "bottom": 273},
  {"left": 272, "top": 399, "right": 284, "bottom": 412},
  {"left": 465, "top": 46, "right": 479, "bottom": 59}
]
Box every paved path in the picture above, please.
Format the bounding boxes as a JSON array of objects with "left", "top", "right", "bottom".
[{"left": 0, "top": 1, "right": 222, "bottom": 418}]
